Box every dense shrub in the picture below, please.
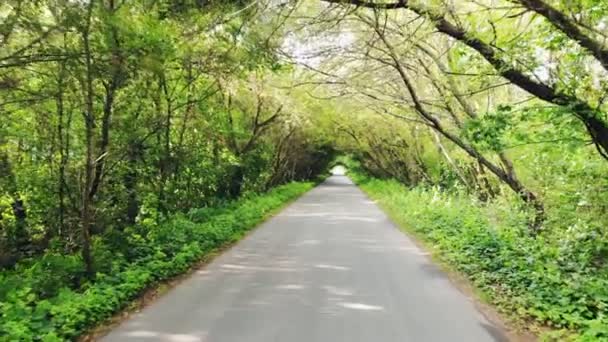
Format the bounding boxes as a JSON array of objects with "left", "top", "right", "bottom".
[
  {"left": 0, "top": 182, "right": 313, "bottom": 341},
  {"left": 354, "top": 175, "right": 608, "bottom": 341}
]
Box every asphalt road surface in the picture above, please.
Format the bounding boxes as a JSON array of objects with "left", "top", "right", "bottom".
[{"left": 101, "top": 175, "right": 508, "bottom": 342}]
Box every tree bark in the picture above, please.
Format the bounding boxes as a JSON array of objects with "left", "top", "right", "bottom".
[
  {"left": 124, "top": 139, "right": 140, "bottom": 226},
  {"left": 89, "top": 1, "right": 124, "bottom": 201},
  {"left": 56, "top": 63, "right": 68, "bottom": 238},
  {"left": 157, "top": 74, "right": 173, "bottom": 216}
]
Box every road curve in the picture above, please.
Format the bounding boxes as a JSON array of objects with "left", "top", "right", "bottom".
[{"left": 101, "top": 175, "right": 507, "bottom": 342}]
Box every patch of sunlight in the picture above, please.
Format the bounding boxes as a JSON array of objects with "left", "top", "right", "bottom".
[
  {"left": 338, "top": 302, "right": 384, "bottom": 311},
  {"left": 277, "top": 284, "right": 306, "bottom": 290},
  {"left": 221, "top": 264, "right": 248, "bottom": 270},
  {"left": 349, "top": 238, "right": 380, "bottom": 243},
  {"left": 291, "top": 239, "right": 321, "bottom": 246},
  {"left": 167, "top": 333, "right": 205, "bottom": 342},
  {"left": 126, "top": 331, "right": 159, "bottom": 338},
  {"left": 315, "top": 264, "right": 350, "bottom": 271},
  {"left": 331, "top": 215, "right": 380, "bottom": 222},
  {"left": 125, "top": 331, "right": 207, "bottom": 342},
  {"left": 220, "top": 263, "right": 299, "bottom": 273},
  {"left": 281, "top": 211, "right": 331, "bottom": 217},
  {"left": 248, "top": 300, "right": 271, "bottom": 306}
]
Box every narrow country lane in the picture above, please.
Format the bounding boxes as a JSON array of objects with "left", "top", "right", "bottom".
[{"left": 101, "top": 176, "right": 507, "bottom": 342}]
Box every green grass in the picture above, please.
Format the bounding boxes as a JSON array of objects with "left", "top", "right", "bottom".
[
  {"left": 351, "top": 174, "right": 608, "bottom": 342},
  {"left": 0, "top": 181, "right": 314, "bottom": 341}
]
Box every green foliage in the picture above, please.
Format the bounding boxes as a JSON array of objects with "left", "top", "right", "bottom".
[
  {"left": 463, "top": 106, "right": 512, "bottom": 152},
  {"left": 354, "top": 175, "right": 608, "bottom": 341},
  {"left": 2, "top": 0, "right": 608, "bottom": 340}
]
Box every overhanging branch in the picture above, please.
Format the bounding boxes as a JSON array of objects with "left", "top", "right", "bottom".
[{"left": 323, "top": 0, "right": 407, "bottom": 9}]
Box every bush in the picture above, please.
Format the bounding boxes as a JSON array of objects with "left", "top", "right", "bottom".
[{"left": 0, "top": 181, "right": 313, "bottom": 341}]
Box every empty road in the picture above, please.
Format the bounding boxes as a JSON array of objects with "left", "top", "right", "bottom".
[{"left": 102, "top": 175, "right": 507, "bottom": 342}]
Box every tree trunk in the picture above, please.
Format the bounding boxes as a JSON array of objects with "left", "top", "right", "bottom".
[
  {"left": 123, "top": 140, "right": 139, "bottom": 226},
  {"left": 228, "top": 165, "right": 245, "bottom": 199},
  {"left": 56, "top": 67, "right": 67, "bottom": 238},
  {"left": 80, "top": 3, "right": 96, "bottom": 278},
  {"left": 157, "top": 74, "right": 172, "bottom": 217},
  {"left": 430, "top": 129, "right": 470, "bottom": 188}
]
